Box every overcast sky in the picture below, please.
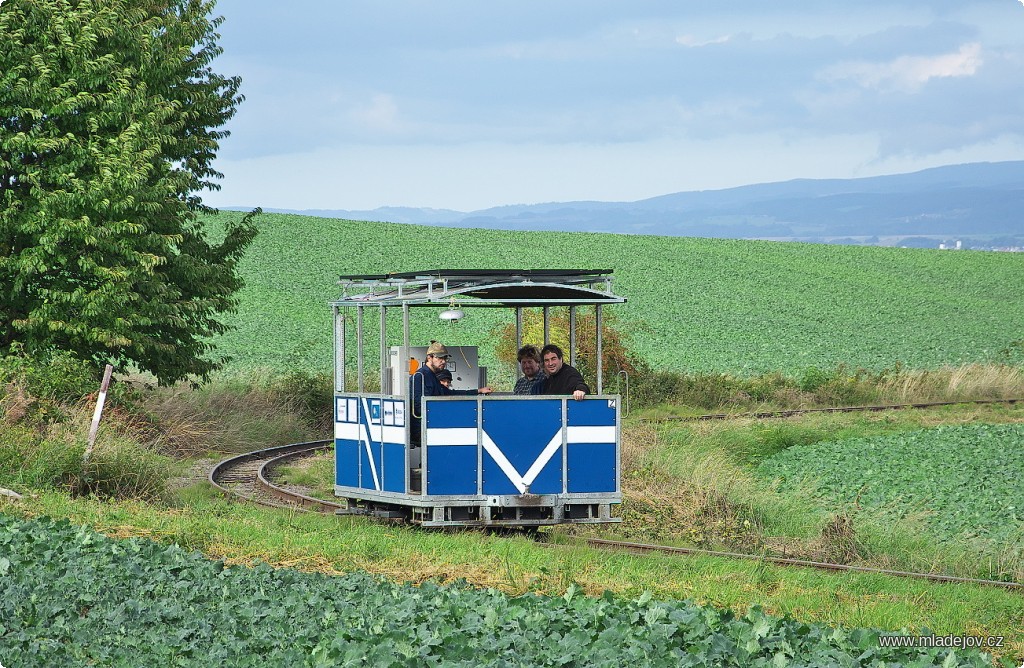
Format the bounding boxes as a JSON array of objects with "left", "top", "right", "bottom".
[{"left": 204, "top": 0, "right": 1024, "bottom": 212}]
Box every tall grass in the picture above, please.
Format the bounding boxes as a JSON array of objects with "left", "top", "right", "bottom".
[
  {"left": 135, "top": 369, "right": 329, "bottom": 457},
  {"left": 877, "top": 363, "right": 1024, "bottom": 403},
  {"left": 0, "top": 365, "right": 333, "bottom": 501},
  {"left": 0, "top": 398, "right": 173, "bottom": 502},
  {"left": 631, "top": 362, "right": 1024, "bottom": 413}
]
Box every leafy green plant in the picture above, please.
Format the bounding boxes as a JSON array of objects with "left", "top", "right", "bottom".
[
  {"left": 757, "top": 423, "right": 1024, "bottom": 546},
  {"left": 0, "top": 515, "right": 1001, "bottom": 667}
]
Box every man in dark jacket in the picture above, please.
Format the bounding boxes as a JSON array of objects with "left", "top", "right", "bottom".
[
  {"left": 534, "top": 344, "right": 589, "bottom": 401},
  {"left": 409, "top": 341, "right": 491, "bottom": 446}
]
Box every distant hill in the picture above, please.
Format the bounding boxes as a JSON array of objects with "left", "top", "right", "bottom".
[{"left": 239, "top": 161, "right": 1024, "bottom": 249}]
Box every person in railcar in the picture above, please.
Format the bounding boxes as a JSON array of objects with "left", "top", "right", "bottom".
[
  {"left": 409, "top": 342, "right": 492, "bottom": 447},
  {"left": 512, "top": 344, "right": 546, "bottom": 395},
  {"left": 435, "top": 368, "right": 453, "bottom": 389},
  {"left": 533, "top": 344, "right": 589, "bottom": 401}
]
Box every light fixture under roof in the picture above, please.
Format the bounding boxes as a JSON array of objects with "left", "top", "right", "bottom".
[{"left": 439, "top": 308, "right": 464, "bottom": 321}]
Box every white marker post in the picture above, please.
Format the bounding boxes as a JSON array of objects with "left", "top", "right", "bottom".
[{"left": 83, "top": 364, "right": 114, "bottom": 466}]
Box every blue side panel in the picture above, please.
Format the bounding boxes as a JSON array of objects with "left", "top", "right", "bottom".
[
  {"left": 566, "top": 399, "right": 617, "bottom": 493},
  {"left": 358, "top": 438, "right": 383, "bottom": 490},
  {"left": 427, "top": 399, "right": 478, "bottom": 428},
  {"left": 567, "top": 443, "right": 617, "bottom": 493},
  {"left": 424, "top": 399, "right": 479, "bottom": 495},
  {"left": 382, "top": 443, "right": 406, "bottom": 493},
  {"left": 335, "top": 394, "right": 361, "bottom": 489},
  {"left": 567, "top": 398, "right": 617, "bottom": 427},
  {"left": 427, "top": 446, "right": 478, "bottom": 495},
  {"left": 335, "top": 440, "right": 360, "bottom": 487},
  {"left": 529, "top": 456, "right": 563, "bottom": 494},
  {"left": 482, "top": 399, "right": 562, "bottom": 495}
]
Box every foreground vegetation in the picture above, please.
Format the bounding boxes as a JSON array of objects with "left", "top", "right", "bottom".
[
  {"left": 202, "top": 211, "right": 1024, "bottom": 378},
  {"left": 2, "top": 358, "right": 1023, "bottom": 663},
  {"left": 0, "top": 512, "right": 1007, "bottom": 667}
]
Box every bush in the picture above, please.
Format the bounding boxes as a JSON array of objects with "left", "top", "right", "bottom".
[
  {"left": 1, "top": 346, "right": 100, "bottom": 406},
  {"left": 271, "top": 370, "right": 334, "bottom": 435}
]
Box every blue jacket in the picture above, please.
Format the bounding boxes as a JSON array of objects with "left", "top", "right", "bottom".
[{"left": 409, "top": 366, "right": 476, "bottom": 445}]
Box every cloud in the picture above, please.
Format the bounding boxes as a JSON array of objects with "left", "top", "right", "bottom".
[
  {"left": 675, "top": 34, "right": 732, "bottom": 48},
  {"left": 349, "top": 93, "right": 402, "bottom": 133},
  {"left": 822, "top": 42, "right": 983, "bottom": 91}
]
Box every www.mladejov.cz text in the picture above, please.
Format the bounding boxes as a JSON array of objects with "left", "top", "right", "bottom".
[{"left": 878, "top": 634, "right": 1003, "bottom": 650}]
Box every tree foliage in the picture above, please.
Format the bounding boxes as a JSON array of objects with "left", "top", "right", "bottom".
[{"left": 0, "top": 0, "right": 257, "bottom": 384}]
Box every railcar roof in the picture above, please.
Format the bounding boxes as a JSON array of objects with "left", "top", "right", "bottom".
[{"left": 331, "top": 269, "right": 626, "bottom": 307}]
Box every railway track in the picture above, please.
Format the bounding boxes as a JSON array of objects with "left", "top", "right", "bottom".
[
  {"left": 208, "top": 413, "right": 1024, "bottom": 591},
  {"left": 638, "top": 397, "right": 1020, "bottom": 422},
  {"left": 209, "top": 439, "right": 342, "bottom": 513}
]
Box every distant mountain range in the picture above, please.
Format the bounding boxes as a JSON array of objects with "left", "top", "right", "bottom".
[{"left": 242, "top": 161, "right": 1024, "bottom": 248}]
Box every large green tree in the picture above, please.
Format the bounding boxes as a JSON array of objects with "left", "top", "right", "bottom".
[{"left": 0, "top": 0, "right": 257, "bottom": 384}]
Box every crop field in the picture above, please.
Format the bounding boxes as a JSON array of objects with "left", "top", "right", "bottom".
[
  {"left": 0, "top": 514, "right": 1005, "bottom": 667},
  {"left": 757, "top": 423, "right": 1024, "bottom": 547},
  {"left": 204, "top": 211, "right": 1024, "bottom": 380}
]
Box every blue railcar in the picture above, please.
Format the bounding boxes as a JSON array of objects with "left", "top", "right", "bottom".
[{"left": 330, "top": 269, "right": 626, "bottom": 527}]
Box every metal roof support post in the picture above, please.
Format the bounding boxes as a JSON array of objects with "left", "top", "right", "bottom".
[
  {"left": 595, "top": 304, "right": 603, "bottom": 394},
  {"left": 543, "top": 306, "right": 550, "bottom": 346},
  {"left": 356, "top": 306, "right": 365, "bottom": 392},
  {"left": 379, "top": 305, "right": 388, "bottom": 395},
  {"left": 402, "top": 303, "right": 411, "bottom": 398},
  {"left": 515, "top": 307, "right": 523, "bottom": 379},
  {"left": 334, "top": 306, "right": 345, "bottom": 392},
  {"left": 569, "top": 306, "right": 577, "bottom": 368}
]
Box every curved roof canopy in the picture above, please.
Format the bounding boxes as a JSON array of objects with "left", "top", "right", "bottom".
[{"left": 331, "top": 269, "right": 626, "bottom": 308}]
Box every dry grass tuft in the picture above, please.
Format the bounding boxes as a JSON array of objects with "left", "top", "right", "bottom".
[
  {"left": 615, "top": 423, "right": 765, "bottom": 549},
  {"left": 1, "top": 380, "right": 32, "bottom": 424},
  {"left": 878, "top": 364, "right": 1024, "bottom": 404},
  {"left": 139, "top": 378, "right": 317, "bottom": 457}
]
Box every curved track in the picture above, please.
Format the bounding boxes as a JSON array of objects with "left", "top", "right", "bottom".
[
  {"left": 209, "top": 439, "right": 342, "bottom": 512},
  {"left": 208, "top": 425, "right": 1023, "bottom": 591}
]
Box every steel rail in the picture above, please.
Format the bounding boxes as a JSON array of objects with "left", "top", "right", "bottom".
[
  {"left": 580, "top": 538, "right": 1024, "bottom": 590},
  {"left": 640, "top": 397, "right": 1021, "bottom": 422}
]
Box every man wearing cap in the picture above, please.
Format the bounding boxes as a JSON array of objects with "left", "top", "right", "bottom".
[{"left": 409, "top": 342, "right": 492, "bottom": 448}]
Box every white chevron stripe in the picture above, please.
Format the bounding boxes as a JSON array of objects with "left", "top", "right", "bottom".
[
  {"left": 521, "top": 431, "right": 564, "bottom": 489},
  {"left": 481, "top": 432, "right": 527, "bottom": 494},
  {"left": 360, "top": 399, "right": 381, "bottom": 491}
]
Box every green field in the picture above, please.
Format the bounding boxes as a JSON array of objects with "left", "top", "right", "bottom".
[
  {"left": 7, "top": 514, "right": 999, "bottom": 667},
  {"left": 205, "top": 211, "right": 1024, "bottom": 381},
  {"left": 757, "top": 423, "right": 1024, "bottom": 547}
]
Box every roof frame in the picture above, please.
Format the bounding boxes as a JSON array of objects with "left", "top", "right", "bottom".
[{"left": 331, "top": 269, "right": 626, "bottom": 308}]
